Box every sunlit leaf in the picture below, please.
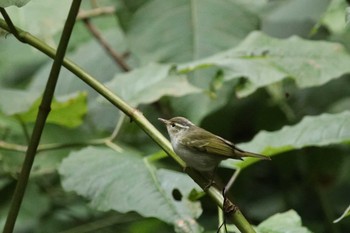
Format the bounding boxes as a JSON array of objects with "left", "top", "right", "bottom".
[{"left": 18, "top": 92, "right": 87, "bottom": 128}]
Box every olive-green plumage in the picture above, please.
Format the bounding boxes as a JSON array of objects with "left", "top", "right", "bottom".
[{"left": 159, "top": 116, "right": 270, "bottom": 172}]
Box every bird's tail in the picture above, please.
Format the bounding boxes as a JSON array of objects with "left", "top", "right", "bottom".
[{"left": 236, "top": 148, "right": 271, "bottom": 160}]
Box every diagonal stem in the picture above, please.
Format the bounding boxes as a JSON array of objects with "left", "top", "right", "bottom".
[
  {"left": 0, "top": 7, "right": 23, "bottom": 42},
  {"left": 1, "top": 1, "right": 82, "bottom": 232},
  {"left": 0, "top": 15, "right": 255, "bottom": 233}
]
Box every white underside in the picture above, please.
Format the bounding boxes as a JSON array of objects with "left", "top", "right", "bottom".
[{"left": 171, "top": 140, "right": 221, "bottom": 172}]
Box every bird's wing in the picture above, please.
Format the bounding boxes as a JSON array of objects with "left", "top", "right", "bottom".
[
  {"left": 179, "top": 128, "right": 270, "bottom": 160},
  {"left": 179, "top": 129, "right": 241, "bottom": 159}
]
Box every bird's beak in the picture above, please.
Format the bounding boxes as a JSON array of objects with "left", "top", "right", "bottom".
[{"left": 158, "top": 118, "right": 170, "bottom": 125}]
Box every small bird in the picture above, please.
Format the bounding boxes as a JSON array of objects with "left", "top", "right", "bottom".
[{"left": 158, "top": 116, "right": 270, "bottom": 173}]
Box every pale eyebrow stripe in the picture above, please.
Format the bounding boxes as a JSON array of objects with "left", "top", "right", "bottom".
[{"left": 175, "top": 123, "right": 190, "bottom": 129}]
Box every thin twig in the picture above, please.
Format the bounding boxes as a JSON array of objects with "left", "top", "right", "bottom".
[
  {"left": 37, "top": 139, "right": 107, "bottom": 152},
  {"left": 217, "top": 205, "right": 228, "bottom": 233},
  {"left": 82, "top": 14, "right": 131, "bottom": 144},
  {"left": 109, "top": 114, "right": 126, "bottom": 141},
  {"left": 77, "top": 6, "right": 115, "bottom": 20},
  {"left": 2, "top": 1, "right": 82, "bottom": 232},
  {"left": 0, "top": 141, "right": 27, "bottom": 152},
  {"left": 0, "top": 139, "right": 112, "bottom": 153},
  {"left": 224, "top": 168, "right": 241, "bottom": 196},
  {"left": 14, "top": 116, "right": 30, "bottom": 143},
  {"left": 82, "top": 18, "right": 130, "bottom": 72}
]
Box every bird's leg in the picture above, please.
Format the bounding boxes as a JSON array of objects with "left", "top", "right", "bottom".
[
  {"left": 183, "top": 166, "right": 190, "bottom": 173},
  {"left": 217, "top": 187, "right": 228, "bottom": 233},
  {"left": 223, "top": 168, "right": 240, "bottom": 196},
  {"left": 183, "top": 167, "right": 217, "bottom": 191},
  {"left": 203, "top": 167, "right": 217, "bottom": 190}
]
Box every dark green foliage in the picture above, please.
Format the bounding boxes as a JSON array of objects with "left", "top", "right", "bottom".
[{"left": 1, "top": 0, "right": 350, "bottom": 232}]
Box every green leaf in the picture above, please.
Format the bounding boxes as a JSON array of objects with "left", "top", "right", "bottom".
[
  {"left": 256, "top": 210, "right": 312, "bottom": 233},
  {"left": 18, "top": 92, "right": 87, "bottom": 128},
  {"left": 321, "top": 0, "right": 347, "bottom": 34},
  {"left": 234, "top": 111, "right": 350, "bottom": 168},
  {"left": 226, "top": 209, "right": 312, "bottom": 233},
  {"left": 0, "top": 0, "right": 30, "bottom": 7},
  {"left": 126, "top": 0, "right": 259, "bottom": 63},
  {"left": 334, "top": 204, "right": 350, "bottom": 223},
  {"left": 0, "top": 88, "right": 41, "bottom": 115},
  {"left": 104, "top": 63, "right": 201, "bottom": 106},
  {"left": 59, "top": 146, "right": 203, "bottom": 233},
  {"left": 179, "top": 31, "right": 350, "bottom": 96},
  {"left": 3, "top": 0, "right": 70, "bottom": 41}
]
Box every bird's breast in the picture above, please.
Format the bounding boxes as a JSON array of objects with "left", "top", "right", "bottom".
[{"left": 171, "top": 140, "right": 221, "bottom": 172}]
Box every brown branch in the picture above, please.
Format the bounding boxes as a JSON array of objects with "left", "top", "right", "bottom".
[
  {"left": 82, "top": 18, "right": 131, "bottom": 72},
  {"left": 0, "top": 141, "right": 27, "bottom": 152},
  {"left": 77, "top": 6, "right": 115, "bottom": 20}
]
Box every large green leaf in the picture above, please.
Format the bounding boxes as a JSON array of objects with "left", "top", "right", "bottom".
[
  {"left": 59, "top": 146, "right": 203, "bottom": 233},
  {"left": 256, "top": 210, "right": 312, "bottom": 233},
  {"left": 179, "top": 31, "right": 350, "bottom": 97},
  {"left": 233, "top": 111, "right": 350, "bottom": 168},
  {"left": 104, "top": 63, "right": 201, "bottom": 106},
  {"left": 126, "top": 0, "right": 259, "bottom": 63},
  {"left": 226, "top": 210, "right": 312, "bottom": 233}
]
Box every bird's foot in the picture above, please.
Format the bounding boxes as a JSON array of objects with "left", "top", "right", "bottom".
[{"left": 204, "top": 179, "right": 216, "bottom": 191}]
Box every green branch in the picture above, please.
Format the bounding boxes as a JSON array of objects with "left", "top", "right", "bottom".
[
  {"left": 0, "top": 139, "right": 108, "bottom": 153},
  {"left": 1, "top": 1, "right": 82, "bottom": 232},
  {"left": 0, "top": 15, "right": 255, "bottom": 233}
]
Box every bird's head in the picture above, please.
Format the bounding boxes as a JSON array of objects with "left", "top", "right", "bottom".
[{"left": 158, "top": 116, "right": 194, "bottom": 140}]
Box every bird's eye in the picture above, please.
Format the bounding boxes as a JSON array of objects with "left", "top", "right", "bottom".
[{"left": 171, "top": 123, "right": 176, "bottom": 127}]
